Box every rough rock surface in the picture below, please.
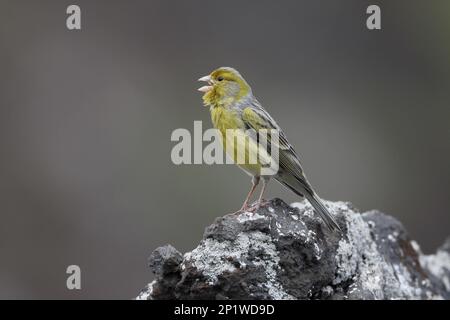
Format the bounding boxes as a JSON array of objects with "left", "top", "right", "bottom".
[{"left": 136, "top": 198, "right": 450, "bottom": 300}]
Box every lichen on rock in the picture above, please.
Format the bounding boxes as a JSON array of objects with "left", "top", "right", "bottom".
[{"left": 138, "top": 198, "right": 450, "bottom": 300}]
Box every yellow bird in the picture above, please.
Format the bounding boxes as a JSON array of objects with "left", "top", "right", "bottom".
[{"left": 198, "top": 67, "right": 341, "bottom": 232}]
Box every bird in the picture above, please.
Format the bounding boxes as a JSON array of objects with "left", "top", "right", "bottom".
[{"left": 198, "top": 67, "right": 341, "bottom": 232}]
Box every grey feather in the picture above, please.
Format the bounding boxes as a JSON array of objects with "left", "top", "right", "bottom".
[{"left": 240, "top": 96, "right": 342, "bottom": 233}]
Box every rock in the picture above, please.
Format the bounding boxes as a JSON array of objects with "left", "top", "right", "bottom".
[
  {"left": 136, "top": 198, "right": 450, "bottom": 300},
  {"left": 143, "top": 245, "right": 183, "bottom": 300}
]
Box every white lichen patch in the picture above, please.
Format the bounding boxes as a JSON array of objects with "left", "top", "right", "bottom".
[
  {"left": 291, "top": 199, "right": 346, "bottom": 220},
  {"left": 136, "top": 280, "right": 156, "bottom": 300},
  {"left": 284, "top": 221, "right": 308, "bottom": 239},
  {"left": 313, "top": 243, "right": 322, "bottom": 260},
  {"left": 410, "top": 240, "right": 422, "bottom": 254},
  {"left": 291, "top": 201, "right": 315, "bottom": 218},
  {"left": 237, "top": 211, "right": 267, "bottom": 223},
  {"left": 182, "top": 239, "right": 237, "bottom": 282},
  {"left": 238, "top": 232, "right": 295, "bottom": 300},
  {"left": 182, "top": 230, "right": 294, "bottom": 300},
  {"left": 333, "top": 204, "right": 429, "bottom": 299},
  {"left": 420, "top": 250, "right": 450, "bottom": 292},
  {"left": 324, "top": 200, "right": 352, "bottom": 213}
]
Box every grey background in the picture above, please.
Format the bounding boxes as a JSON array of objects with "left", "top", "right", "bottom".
[{"left": 0, "top": 0, "right": 449, "bottom": 299}]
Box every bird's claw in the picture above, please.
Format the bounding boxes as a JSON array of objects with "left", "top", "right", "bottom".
[
  {"left": 246, "top": 199, "right": 269, "bottom": 213},
  {"left": 229, "top": 199, "right": 269, "bottom": 216},
  {"left": 228, "top": 204, "right": 249, "bottom": 216}
]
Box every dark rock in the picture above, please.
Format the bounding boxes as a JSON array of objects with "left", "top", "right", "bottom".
[
  {"left": 143, "top": 245, "right": 183, "bottom": 299},
  {"left": 137, "top": 198, "right": 450, "bottom": 300},
  {"left": 148, "top": 244, "right": 183, "bottom": 277}
]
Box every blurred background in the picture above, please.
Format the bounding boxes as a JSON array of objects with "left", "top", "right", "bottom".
[{"left": 0, "top": 0, "right": 449, "bottom": 299}]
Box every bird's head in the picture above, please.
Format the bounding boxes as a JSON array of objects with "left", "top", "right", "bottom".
[{"left": 198, "top": 67, "right": 251, "bottom": 107}]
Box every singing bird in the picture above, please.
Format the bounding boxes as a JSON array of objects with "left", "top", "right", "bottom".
[{"left": 198, "top": 67, "right": 341, "bottom": 232}]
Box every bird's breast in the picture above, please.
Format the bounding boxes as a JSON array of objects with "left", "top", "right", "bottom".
[
  {"left": 210, "top": 106, "right": 273, "bottom": 177},
  {"left": 210, "top": 106, "right": 243, "bottom": 134}
]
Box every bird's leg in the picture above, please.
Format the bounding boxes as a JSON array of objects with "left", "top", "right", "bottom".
[
  {"left": 250, "top": 178, "right": 269, "bottom": 211},
  {"left": 228, "top": 176, "right": 260, "bottom": 215},
  {"left": 239, "top": 176, "right": 260, "bottom": 212}
]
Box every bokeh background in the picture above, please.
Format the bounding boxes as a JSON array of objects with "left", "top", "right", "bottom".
[{"left": 0, "top": 0, "right": 449, "bottom": 299}]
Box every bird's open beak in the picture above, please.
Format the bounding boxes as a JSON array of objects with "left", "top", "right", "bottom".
[{"left": 198, "top": 75, "right": 213, "bottom": 93}]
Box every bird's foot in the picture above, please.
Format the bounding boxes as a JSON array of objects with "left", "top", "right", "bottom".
[
  {"left": 228, "top": 209, "right": 243, "bottom": 216},
  {"left": 227, "top": 203, "right": 250, "bottom": 216},
  {"left": 247, "top": 199, "right": 269, "bottom": 212},
  {"left": 228, "top": 199, "right": 270, "bottom": 216}
]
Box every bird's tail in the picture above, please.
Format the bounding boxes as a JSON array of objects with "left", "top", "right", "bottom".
[
  {"left": 278, "top": 175, "right": 342, "bottom": 233},
  {"left": 304, "top": 191, "right": 342, "bottom": 233}
]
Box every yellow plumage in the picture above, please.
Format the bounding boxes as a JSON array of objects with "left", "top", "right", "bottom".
[
  {"left": 210, "top": 106, "right": 271, "bottom": 177},
  {"left": 198, "top": 67, "right": 341, "bottom": 232}
]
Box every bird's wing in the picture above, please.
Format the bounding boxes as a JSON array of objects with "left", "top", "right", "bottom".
[
  {"left": 240, "top": 100, "right": 341, "bottom": 232},
  {"left": 241, "top": 100, "right": 294, "bottom": 151},
  {"left": 239, "top": 99, "right": 307, "bottom": 180}
]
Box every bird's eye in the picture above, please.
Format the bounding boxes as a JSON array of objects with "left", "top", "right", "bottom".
[{"left": 217, "top": 76, "right": 224, "bottom": 82}]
